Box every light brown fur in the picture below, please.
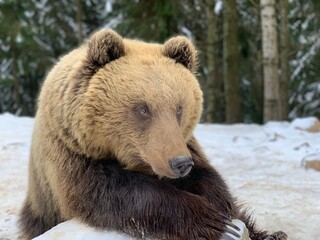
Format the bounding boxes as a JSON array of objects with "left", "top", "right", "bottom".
[{"left": 33, "top": 30, "right": 202, "bottom": 178}]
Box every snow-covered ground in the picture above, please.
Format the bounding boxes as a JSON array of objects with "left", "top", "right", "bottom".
[{"left": 0, "top": 113, "right": 319, "bottom": 240}]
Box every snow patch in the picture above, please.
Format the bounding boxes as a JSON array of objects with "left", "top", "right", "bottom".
[
  {"left": 290, "top": 116, "right": 320, "bottom": 131},
  {"left": 34, "top": 220, "right": 133, "bottom": 240}
]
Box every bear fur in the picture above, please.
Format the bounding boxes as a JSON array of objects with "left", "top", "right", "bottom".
[{"left": 19, "top": 29, "right": 287, "bottom": 240}]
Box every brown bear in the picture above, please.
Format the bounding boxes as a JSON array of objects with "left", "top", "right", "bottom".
[{"left": 19, "top": 29, "right": 287, "bottom": 240}]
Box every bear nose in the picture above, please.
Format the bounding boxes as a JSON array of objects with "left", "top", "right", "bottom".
[{"left": 169, "top": 156, "right": 194, "bottom": 177}]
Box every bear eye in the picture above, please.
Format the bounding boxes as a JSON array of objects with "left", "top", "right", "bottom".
[
  {"left": 135, "top": 104, "right": 151, "bottom": 120},
  {"left": 177, "top": 105, "right": 183, "bottom": 116},
  {"left": 176, "top": 105, "right": 183, "bottom": 124}
]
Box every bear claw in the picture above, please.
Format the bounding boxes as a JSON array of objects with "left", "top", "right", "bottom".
[{"left": 220, "top": 219, "right": 248, "bottom": 240}]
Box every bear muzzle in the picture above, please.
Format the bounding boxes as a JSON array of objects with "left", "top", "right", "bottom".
[{"left": 169, "top": 156, "right": 194, "bottom": 177}]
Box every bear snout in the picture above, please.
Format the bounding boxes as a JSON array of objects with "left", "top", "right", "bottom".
[{"left": 169, "top": 156, "right": 194, "bottom": 177}]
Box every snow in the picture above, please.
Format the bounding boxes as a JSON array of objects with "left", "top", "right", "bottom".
[
  {"left": 290, "top": 35, "right": 320, "bottom": 80},
  {"left": 0, "top": 113, "right": 319, "bottom": 239},
  {"left": 0, "top": 113, "right": 34, "bottom": 239},
  {"left": 214, "top": 0, "right": 223, "bottom": 15},
  {"left": 34, "top": 220, "right": 134, "bottom": 240},
  {"left": 290, "top": 116, "right": 319, "bottom": 130}
]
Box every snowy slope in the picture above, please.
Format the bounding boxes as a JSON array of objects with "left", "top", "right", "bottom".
[{"left": 0, "top": 113, "right": 319, "bottom": 239}]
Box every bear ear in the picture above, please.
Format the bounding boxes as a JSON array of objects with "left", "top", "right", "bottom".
[
  {"left": 162, "top": 36, "right": 198, "bottom": 73},
  {"left": 87, "top": 29, "right": 125, "bottom": 67}
]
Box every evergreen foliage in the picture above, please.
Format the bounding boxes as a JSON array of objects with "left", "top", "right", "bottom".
[{"left": 0, "top": 0, "right": 319, "bottom": 122}]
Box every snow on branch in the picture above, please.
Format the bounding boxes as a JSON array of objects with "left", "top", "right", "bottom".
[{"left": 291, "top": 35, "right": 320, "bottom": 80}]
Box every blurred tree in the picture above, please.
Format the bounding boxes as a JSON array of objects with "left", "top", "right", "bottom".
[
  {"left": 77, "top": 0, "right": 84, "bottom": 43},
  {"left": 223, "top": 0, "right": 242, "bottom": 123},
  {"left": 238, "top": 0, "right": 263, "bottom": 123},
  {"left": 289, "top": 0, "right": 320, "bottom": 119},
  {"left": 214, "top": 7, "right": 226, "bottom": 123},
  {"left": 279, "top": 0, "right": 289, "bottom": 120},
  {"left": 0, "top": 1, "right": 38, "bottom": 115},
  {"left": 260, "top": 0, "right": 281, "bottom": 122},
  {"left": 204, "top": 0, "right": 218, "bottom": 123},
  {"left": 106, "top": 0, "right": 182, "bottom": 42}
]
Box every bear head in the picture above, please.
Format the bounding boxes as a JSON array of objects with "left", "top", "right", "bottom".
[{"left": 71, "top": 29, "right": 203, "bottom": 179}]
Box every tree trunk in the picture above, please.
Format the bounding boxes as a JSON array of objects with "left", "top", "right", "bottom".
[
  {"left": 260, "top": 0, "right": 281, "bottom": 122},
  {"left": 255, "top": 45, "right": 264, "bottom": 123},
  {"left": 11, "top": 37, "right": 21, "bottom": 114},
  {"left": 77, "top": 0, "right": 83, "bottom": 44},
  {"left": 223, "top": 0, "right": 242, "bottom": 123},
  {"left": 205, "top": 0, "right": 217, "bottom": 123},
  {"left": 279, "top": 0, "right": 289, "bottom": 120}
]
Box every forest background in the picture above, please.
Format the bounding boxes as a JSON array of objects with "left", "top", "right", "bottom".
[{"left": 0, "top": 0, "right": 319, "bottom": 124}]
